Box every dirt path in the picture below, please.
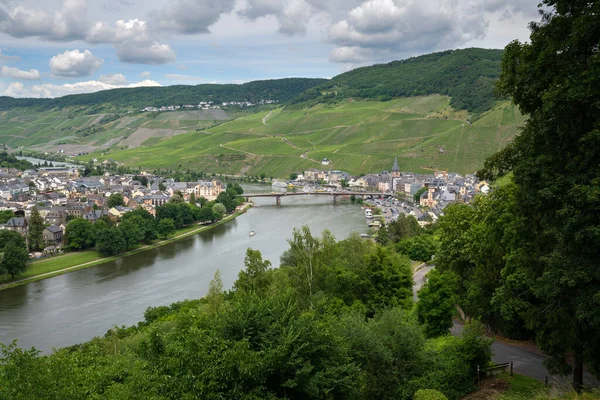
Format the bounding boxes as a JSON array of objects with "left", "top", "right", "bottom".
[
  {"left": 220, "top": 143, "right": 255, "bottom": 156},
  {"left": 262, "top": 110, "right": 274, "bottom": 125}
]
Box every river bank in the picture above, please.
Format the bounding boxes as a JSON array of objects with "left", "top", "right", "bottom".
[{"left": 0, "top": 204, "right": 252, "bottom": 292}]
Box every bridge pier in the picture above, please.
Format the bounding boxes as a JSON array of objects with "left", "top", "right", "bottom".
[
  {"left": 333, "top": 195, "right": 338, "bottom": 204},
  {"left": 276, "top": 196, "right": 281, "bottom": 206}
]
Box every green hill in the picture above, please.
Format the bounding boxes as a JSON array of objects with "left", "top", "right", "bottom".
[
  {"left": 292, "top": 48, "right": 503, "bottom": 113},
  {"left": 79, "top": 95, "right": 525, "bottom": 176},
  {"left": 0, "top": 48, "right": 518, "bottom": 176},
  {"left": 0, "top": 78, "right": 327, "bottom": 112}
]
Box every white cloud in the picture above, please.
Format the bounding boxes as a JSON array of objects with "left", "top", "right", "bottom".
[
  {"left": 326, "top": 0, "right": 496, "bottom": 63},
  {"left": 99, "top": 73, "right": 127, "bottom": 85},
  {"left": 0, "top": 0, "right": 541, "bottom": 70},
  {"left": 238, "top": 0, "right": 315, "bottom": 35},
  {"left": 116, "top": 40, "right": 176, "bottom": 64},
  {"left": 0, "top": 65, "right": 40, "bottom": 80},
  {"left": 140, "top": 71, "right": 151, "bottom": 78},
  {"left": 156, "top": 0, "right": 236, "bottom": 34},
  {"left": 49, "top": 49, "right": 104, "bottom": 77},
  {"left": 3, "top": 79, "right": 161, "bottom": 98},
  {"left": 0, "top": 0, "right": 88, "bottom": 41},
  {"left": 87, "top": 18, "right": 176, "bottom": 64}
]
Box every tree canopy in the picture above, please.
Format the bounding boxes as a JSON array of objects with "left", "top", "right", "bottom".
[
  {"left": 0, "top": 228, "right": 492, "bottom": 400},
  {"left": 291, "top": 48, "right": 503, "bottom": 113},
  {"left": 469, "top": 0, "right": 600, "bottom": 390}
]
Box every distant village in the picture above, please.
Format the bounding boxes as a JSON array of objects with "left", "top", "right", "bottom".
[
  {"left": 295, "top": 157, "right": 488, "bottom": 226},
  {"left": 141, "top": 99, "right": 278, "bottom": 113},
  {"left": 0, "top": 157, "right": 487, "bottom": 256}
]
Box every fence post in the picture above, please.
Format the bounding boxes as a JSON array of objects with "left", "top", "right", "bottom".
[
  {"left": 510, "top": 361, "right": 513, "bottom": 377},
  {"left": 545, "top": 376, "right": 548, "bottom": 387},
  {"left": 477, "top": 365, "right": 480, "bottom": 388}
]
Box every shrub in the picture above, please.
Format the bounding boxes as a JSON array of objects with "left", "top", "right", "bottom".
[{"left": 414, "top": 389, "right": 448, "bottom": 400}]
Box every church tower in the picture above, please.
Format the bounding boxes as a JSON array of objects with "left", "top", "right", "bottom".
[{"left": 391, "top": 157, "right": 400, "bottom": 178}]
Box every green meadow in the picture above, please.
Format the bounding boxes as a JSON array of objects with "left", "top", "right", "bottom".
[
  {"left": 77, "top": 95, "right": 524, "bottom": 177},
  {"left": 0, "top": 109, "right": 237, "bottom": 153}
]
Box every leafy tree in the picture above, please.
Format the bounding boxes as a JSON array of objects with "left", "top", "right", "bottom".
[
  {"left": 95, "top": 227, "right": 127, "bottom": 256},
  {"left": 340, "top": 178, "right": 349, "bottom": 188},
  {"left": 289, "top": 172, "right": 298, "bottom": 180},
  {"left": 118, "top": 217, "right": 145, "bottom": 250},
  {"left": 216, "top": 192, "right": 234, "bottom": 213},
  {"left": 64, "top": 218, "right": 93, "bottom": 250},
  {"left": 234, "top": 249, "right": 273, "bottom": 295},
  {"left": 284, "top": 226, "right": 335, "bottom": 300},
  {"left": 156, "top": 202, "right": 184, "bottom": 228},
  {"left": 388, "top": 214, "right": 422, "bottom": 243},
  {"left": 194, "top": 206, "right": 214, "bottom": 223},
  {"left": 212, "top": 203, "right": 226, "bottom": 220},
  {"left": 157, "top": 218, "right": 176, "bottom": 239},
  {"left": 0, "top": 230, "right": 28, "bottom": 278},
  {"left": 376, "top": 224, "right": 390, "bottom": 245},
  {"left": 0, "top": 245, "right": 29, "bottom": 279},
  {"left": 414, "top": 187, "right": 428, "bottom": 203},
  {"left": 107, "top": 193, "right": 125, "bottom": 208},
  {"left": 259, "top": 172, "right": 266, "bottom": 180},
  {"left": 197, "top": 196, "right": 207, "bottom": 206},
  {"left": 206, "top": 270, "right": 224, "bottom": 315},
  {"left": 232, "top": 183, "right": 244, "bottom": 195},
  {"left": 158, "top": 182, "right": 166, "bottom": 191},
  {"left": 477, "top": 1, "right": 600, "bottom": 389},
  {"left": 417, "top": 270, "right": 458, "bottom": 338},
  {"left": 122, "top": 210, "right": 157, "bottom": 243},
  {"left": 397, "top": 235, "right": 437, "bottom": 262},
  {"left": 27, "top": 206, "right": 45, "bottom": 251},
  {"left": 189, "top": 192, "right": 196, "bottom": 206},
  {"left": 0, "top": 210, "right": 14, "bottom": 224},
  {"left": 133, "top": 175, "right": 148, "bottom": 186}
]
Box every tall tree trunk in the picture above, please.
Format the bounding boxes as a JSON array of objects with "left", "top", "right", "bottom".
[{"left": 573, "top": 351, "right": 584, "bottom": 393}]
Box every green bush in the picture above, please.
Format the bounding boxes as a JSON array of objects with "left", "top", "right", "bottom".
[{"left": 414, "top": 389, "right": 448, "bottom": 400}]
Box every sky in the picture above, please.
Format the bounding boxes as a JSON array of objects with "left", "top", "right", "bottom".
[{"left": 0, "top": 0, "right": 542, "bottom": 98}]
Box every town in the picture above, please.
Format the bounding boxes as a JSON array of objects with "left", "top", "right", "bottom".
[
  {"left": 1, "top": 156, "right": 488, "bottom": 258},
  {"left": 141, "top": 99, "right": 278, "bottom": 112}
]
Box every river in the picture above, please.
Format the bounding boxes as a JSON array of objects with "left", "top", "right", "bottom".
[
  {"left": 16, "top": 156, "right": 80, "bottom": 168},
  {"left": 0, "top": 188, "right": 368, "bottom": 353}
]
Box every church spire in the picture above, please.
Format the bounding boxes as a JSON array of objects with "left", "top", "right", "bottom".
[{"left": 392, "top": 156, "right": 399, "bottom": 172}]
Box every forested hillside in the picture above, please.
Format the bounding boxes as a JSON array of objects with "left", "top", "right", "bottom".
[
  {"left": 0, "top": 78, "right": 327, "bottom": 113},
  {"left": 0, "top": 227, "right": 492, "bottom": 400},
  {"left": 292, "top": 48, "right": 503, "bottom": 113}
]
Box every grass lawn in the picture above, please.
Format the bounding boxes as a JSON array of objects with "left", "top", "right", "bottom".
[{"left": 497, "top": 374, "right": 548, "bottom": 399}]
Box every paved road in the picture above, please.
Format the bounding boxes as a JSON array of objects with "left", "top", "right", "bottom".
[
  {"left": 413, "top": 266, "right": 599, "bottom": 387},
  {"left": 412, "top": 264, "right": 434, "bottom": 301}
]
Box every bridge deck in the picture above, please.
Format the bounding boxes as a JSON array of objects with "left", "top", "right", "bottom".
[{"left": 242, "top": 192, "right": 387, "bottom": 197}]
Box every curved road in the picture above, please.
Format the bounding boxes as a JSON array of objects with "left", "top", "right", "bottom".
[{"left": 412, "top": 266, "right": 598, "bottom": 387}]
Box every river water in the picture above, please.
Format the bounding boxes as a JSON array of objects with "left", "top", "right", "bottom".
[
  {"left": 16, "top": 156, "right": 80, "bottom": 168},
  {"left": 0, "top": 187, "right": 368, "bottom": 353}
]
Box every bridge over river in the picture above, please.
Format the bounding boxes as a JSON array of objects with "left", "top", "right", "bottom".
[{"left": 242, "top": 191, "right": 391, "bottom": 205}]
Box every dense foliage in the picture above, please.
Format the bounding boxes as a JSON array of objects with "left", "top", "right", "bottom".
[
  {"left": 64, "top": 187, "right": 244, "bottom": 257},
  {"left": 435, "top": 0, "right": 600, "bottom": 390},
  {"left": 0, "top": 78, "right": 327, "bottom": 113},
  {"left": 292, "top": 48, "right": 503, "bottom": 113},
  {"left": 0, "top": 230, "right": 28, "bottom": 278},
  {"left": 0, "top": 228, "right": 491, "bottom": 399},
  {"left": 0, "top": 152, "right": 34, "bottom": 170}
]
